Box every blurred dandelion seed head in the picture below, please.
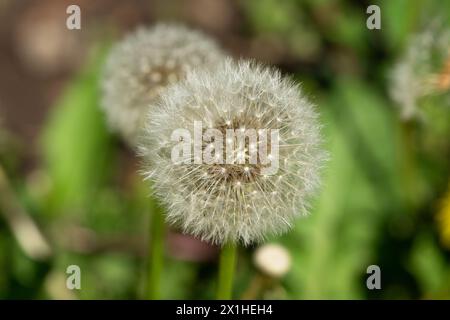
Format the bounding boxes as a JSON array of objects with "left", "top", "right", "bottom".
[
  {"left": 101, "top": 23, "right": 225, "bottom": 146},
  {"left": 140, "top": 59, "right": 326, "bottom": 246},
  {"left": 390, "top": 22, "right": 450, "bottom": 120},
  {"left": 254, "top": 243, "right": 292, "bottom": 278}
]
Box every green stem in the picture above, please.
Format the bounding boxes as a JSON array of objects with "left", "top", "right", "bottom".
[
  {"left": 147, "top": 202, "right": 165, "bottom": 299},
  {"left": 217, "top": 242, "right": 237, "bottom": 300}
]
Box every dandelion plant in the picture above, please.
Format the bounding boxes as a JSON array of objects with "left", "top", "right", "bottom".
[
  {"left": 101, "top": 23, "right": 225, "bottom": 299},
  {"left": 140, "top": 59, "right": 325, "bottom": 299},
  {"left": 390, "top": 22, "right": 450, "bottom": 209}
]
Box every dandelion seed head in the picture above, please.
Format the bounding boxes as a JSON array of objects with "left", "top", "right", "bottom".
[
  {"left": 140, "top": 59, "right": 326, "bottom": 246},
  {"left": 390, "top": 21, "right": 450, "bottom": 120},
  {"left": 253, "top": 243, "right": 292, "bottom": 278},
  {"left": 101, "top": 23, "right": 225, "bottom": 146}
]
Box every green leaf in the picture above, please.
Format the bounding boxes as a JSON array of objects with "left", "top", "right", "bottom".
[
  {"left": 41, "top": 44, "right": 115, "bottom": 215},
  {"left": 410, "top": 232, "right": 450, "bottom": 298}
]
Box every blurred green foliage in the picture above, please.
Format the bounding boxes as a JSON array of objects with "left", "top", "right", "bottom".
[{"left": 41, "top": 44, "right": 115, "bottom": 216}]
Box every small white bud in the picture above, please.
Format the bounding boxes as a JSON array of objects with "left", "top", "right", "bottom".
[{"left": 254, "top": 244, "right": 292, "bottom": 278}]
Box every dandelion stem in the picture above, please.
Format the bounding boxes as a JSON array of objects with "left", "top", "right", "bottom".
[
  {"left": 147, "top": 202, "right": 165, "bottom": 299},
  {"left": 217, "top": 242, "right": 237, "bottom": 300},
  {"left": 241, "top": 273, "right": 265, "bottom": 299}
]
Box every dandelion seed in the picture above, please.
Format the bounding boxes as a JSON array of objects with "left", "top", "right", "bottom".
[{"left": 150, "top": 72, "right": 162, "bottom": 83}]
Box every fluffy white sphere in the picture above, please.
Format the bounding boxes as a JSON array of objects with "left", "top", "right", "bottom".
[
  {"left": 140, "top": 59, "right": 326, "bottom": 246},
  {"left": 253, "top": 243, "right": 292, "bottom": 278},
  {"left": 101, "top": 23, "right": 225, "bottom": 146}
]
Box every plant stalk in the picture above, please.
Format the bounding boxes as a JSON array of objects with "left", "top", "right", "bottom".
[{"left": 217, "top": 242, "right": 237, "bottom": 300}]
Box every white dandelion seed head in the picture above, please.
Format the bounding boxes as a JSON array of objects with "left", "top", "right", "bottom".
[
  {"left": 253, "top": 243, "right": 292, "bottom": 278},
  {"left": 390, "top": 21, "right": 450, "bottom": 121},
  {"left": 101, "top": 23, "right": 226, "bottom": 146},
  {"left": 140, "top": 59, "right": 326, "bottom": 246}
]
